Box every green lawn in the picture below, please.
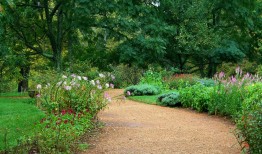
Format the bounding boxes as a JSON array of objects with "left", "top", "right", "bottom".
[
  {"left": 0, "top": 96, "right": 45, "bottom": 151},
  {"left": 0, "top": 92, "right": 28, "bottom": 97},
  {"left": 128, "top": 90, "right": 178, "bottom": 105}
]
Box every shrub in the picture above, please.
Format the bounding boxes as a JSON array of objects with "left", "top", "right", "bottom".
[
  {"left": 208, "top": 83, "right": 244, "bottom": 119},
  {"left": 197, "top": 78, "right": 215, "bottom": 87},
  {"left": 111, "top": 64, "right": 143, "bottom": 88},
  {"left": 124, "top": 84, "right": 160, "bottom": 96},
  {"left": 165, "top": 74, "right": 199, "bottom": 89},
  {"left": 157, "top": 92, "right": 180, "bottom": 106},
  {"left": 139, "top": 69, "right": 168, "bottom": 90},
  {"left": 236, "top": 83, "right": 262, "bottom": 153},
  {"left": 32, "top": 73, "right": 112, "bottom": 153},
  {"left": 179, "top": 84, "right": 213, "bottom": 112}
]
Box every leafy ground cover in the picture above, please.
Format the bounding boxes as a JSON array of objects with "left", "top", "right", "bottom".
[{"left": 0, "top": 96, "right": 45, "bottom": 151}]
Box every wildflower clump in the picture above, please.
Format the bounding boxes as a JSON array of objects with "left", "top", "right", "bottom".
[{"left": 34, "top": 73, "right": 114, "bottom": 153}]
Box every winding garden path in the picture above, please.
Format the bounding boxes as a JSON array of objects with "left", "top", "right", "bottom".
[{"left": 83, "top": 89, "right": 240, "bottom": 154}]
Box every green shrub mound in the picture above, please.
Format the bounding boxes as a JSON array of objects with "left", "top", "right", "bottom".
[
  {"left": 124, "top": 84, "right": 160, "bottom": 96},
  {"left": 197, "top": 78, "right": 215, "bottom": 87},
  {"left": 157, "top": 92, "right": 180, "bottom": 106}
]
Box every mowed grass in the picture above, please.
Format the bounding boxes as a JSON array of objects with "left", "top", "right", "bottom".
[
  {"left": 128, "top": 90, "right": 178, "bottom": 105},
  {"left": 0, "top": 95, "right": 45, "bottom": 151}
]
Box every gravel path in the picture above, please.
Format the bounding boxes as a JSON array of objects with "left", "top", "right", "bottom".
[{"left": 83, "top": 89, "right": 240, "bottom": 154}]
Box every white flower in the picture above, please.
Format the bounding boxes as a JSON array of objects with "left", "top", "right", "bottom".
[
  {"left": 90, "top": 80, "right": 95, "bottom": 86},
  {"left": 71, "top": 74, "right": 76, "bottom": 78},
  {"left": 64, "top": 86, "right": 72, "bottom": 91},
  {"left": 99, "top": 73, "right": 105, "bottom": 78},
  {"left": 111, "top": 75, "right": 115, "bottom": 80},
  {"left": 77, "top": 76, "right": 82, "bottom": 80},
  {"left": 36, "top": 84, "right": 42, "bottom": 90},
  {"left": 63, "top": 81, "right": 67, "bottom": 85},
  {"left": 96, "top": 80, "right": 100, "bottom": 85},
  {"left": 97, "top": 85, "right": 102, "bottom": 90},
  {"left": 83, "top": 76, "right": 88, "bottom": 80},
  {"left": 57, "top": 81, "right": 62, "bottom": 86},
  {"left": 105, "top": 83, "right": 109, "bottom": 88},
  {"left": 110, "top": 83, "right": 114, "bottom": 88},
  {"left": 62, "top": 75, "right": 67, "bottom": 79}
]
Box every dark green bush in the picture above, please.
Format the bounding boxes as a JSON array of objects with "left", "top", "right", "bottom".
[
  {"left": 157, "top": 92, "right": 180, "bottom": 106},
  {"left": 179, "top": 84, "right": 213, "bottom": 112},
  {"left": 236, "top": 83, "right": 262, "bottom": 153},
  {"left": 111, "top": 64, "right": 143, "bottom": 88},
  {"left": 124, "top": 84, "right": 160, "bottom": 96}
]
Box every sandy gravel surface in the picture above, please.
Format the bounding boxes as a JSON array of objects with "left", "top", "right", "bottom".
[{"left": 83, "top": 89, "right": 240, "bottom": 154}]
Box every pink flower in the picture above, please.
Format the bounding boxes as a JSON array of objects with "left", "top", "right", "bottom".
[
  {"left": 231, "top": 76, "right": 237, "bottom": 83},
  {"left": 127, "top": 91, "right": 131, "bottom": 96},
  {"left": 219, "top": 72, "right": 225, "bottom": 79},
  {"left": 36, "top": 94, "right": 41, "bottom": 98},
  {"left": 110, "top": 83, "right": 114, "bottom": 88}
]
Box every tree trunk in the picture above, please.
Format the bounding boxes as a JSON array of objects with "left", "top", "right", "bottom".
[{"left": 18, "top": 66, "right": 30, "bottom": 92}]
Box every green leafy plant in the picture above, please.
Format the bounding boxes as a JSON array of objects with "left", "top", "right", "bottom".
[
  {"left": 236, "top": 83, "right": 262, "bottom": 154},
  {"left": 124, "top": 84, "right": 160, "bottom": 96},
  {"left": 179, "top": 84, "right": 213, "bottom": 112},
  {"left": 157, "top": 92, "right": 180, "bottom": 106}
]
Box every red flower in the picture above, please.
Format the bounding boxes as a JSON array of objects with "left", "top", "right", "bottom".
[
  {"left": 64, "top": 120, "right": 68, "bottom": 124},
  {"left": 61, "top": 109, "right": 67, "bottom": 115}
]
